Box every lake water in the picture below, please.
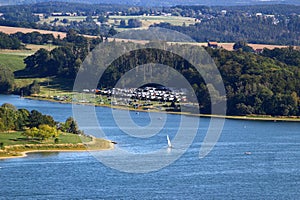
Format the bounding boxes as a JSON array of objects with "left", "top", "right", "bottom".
[{"left": 0, "top": 95, "right": 299, "bottom": 199}]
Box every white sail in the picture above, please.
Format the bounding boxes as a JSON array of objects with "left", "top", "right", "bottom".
[{"left": 167, "top": 135, "right": 172, "bottom": 148}]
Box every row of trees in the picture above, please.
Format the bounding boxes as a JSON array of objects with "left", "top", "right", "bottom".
[
  {"left": 12, "top": 31, "right": 57, "bottom": 45},
  {"left": 0, "top": 32, "right": 23, "bottom": 49},
  {"left": 153, "top": 14, "right": 300, "bottom": 45},
  {"left": 0, "top": 31, "right": 58, "bottom": 50},
  {"left": 119, "top": 19, "right": 142, "bottom": 28},
  {"left": 0, "top": 103, "right": 56, "bottom": 132},
  {"left": 0, "top": 103, "right": 81, "bottom": 141}
]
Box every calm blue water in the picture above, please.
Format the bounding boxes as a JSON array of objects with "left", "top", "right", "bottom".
[{"left": 0, "top": 95, "right": 300, "bottom": 199}]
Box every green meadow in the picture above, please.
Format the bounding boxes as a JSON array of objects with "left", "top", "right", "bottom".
[{"left": 0, "top": 54, "right": 26, "bottom": 72}]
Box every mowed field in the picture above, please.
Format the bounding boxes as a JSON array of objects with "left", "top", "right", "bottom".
[
  {"left": 0, "top": 25, "right": 67, "bottom": 38},
  {"left": 0, "top": 44, "right": 57, "bottom": 73},
  {"left": 0, "top": 44, "right": 57, "bottom": 56},
  {"left": 0, "top": 53, "right": 26, "bottom": 71}
]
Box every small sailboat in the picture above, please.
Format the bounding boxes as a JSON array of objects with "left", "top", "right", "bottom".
[{"left": 167, "top": 135, "right": 172, "bottom": 148}]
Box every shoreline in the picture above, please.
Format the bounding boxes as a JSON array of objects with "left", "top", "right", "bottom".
[
  {"left": 0, "top": 146, "right": 114, "bottom": 160},
  {"left": 24, "top": 95, "right": 300, "bottom": 122},
  {"left": 0, "top": 149, "right": 88, "bottom": 160},
  {"left": 0, "top": 137, "right": 115, "bottom": 160}
]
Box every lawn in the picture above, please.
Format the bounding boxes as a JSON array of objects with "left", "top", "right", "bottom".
[
  {"left": 14, "top": 76, "right": 75, "bottom": 96},
  {"left": 0, "top": 43, "right": 58, "bottom": 73},
  {"left": 14, "top": 77, "right": 49, "bottom": 90},
  {"left": 0, "top": 54, "right": 26, "bottom": 72},
  {"left": 0, "top": 131, "right": 38, "bottom": 146},
  {"left": 0, "top": 131, "right": 92, "bottom": 147}
]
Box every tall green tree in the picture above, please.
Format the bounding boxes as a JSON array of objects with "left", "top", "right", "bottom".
[
  {"left": 0, "top": 67, "right": 14, "bottom": 93},
  {"left": 0, "top": 103, "right": 18, "bottom": 131},
  {"left": 28, "top": 110, "right": 56, "bottom": 128}
]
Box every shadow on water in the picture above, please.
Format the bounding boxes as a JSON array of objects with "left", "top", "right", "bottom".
[{"left": 26, "top": 152, "right": 60, "bottom": 158}]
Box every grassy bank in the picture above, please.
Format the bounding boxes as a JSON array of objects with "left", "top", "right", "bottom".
[{"left": 0, "top": 132, "right": 113, "bottom": 159}]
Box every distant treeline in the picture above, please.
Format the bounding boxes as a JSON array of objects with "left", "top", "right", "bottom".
[
  {"left": 0, "top": 2, "right": 131, "bottom": 16},
  {"left": 0, "top": 2, "right": 133, "bottom": 36},
  {"left": 214, "top": 4, "right": 300, "bottom": 15},
  {"left": 167, "top": 4, "right": 300, "bottom": 16},
  {"left": 0, "top": 18, "right": 116, "bottom": 37},
  {"left": 151, "top": 5, "right": 300, "bottom": 45},
  {"left": 152, "top": 14, "right": 300, "bottom": 45},
  {"left": 1, "top": 3, "right": 300, "bottom": 43}
]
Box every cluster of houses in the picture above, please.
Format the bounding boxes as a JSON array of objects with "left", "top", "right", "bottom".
[{"left": 93, "top": 86, "right": 188, "bottom": 102}]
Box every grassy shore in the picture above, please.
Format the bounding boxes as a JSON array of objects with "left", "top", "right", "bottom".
[{"left": 0, "top": 132, "right": 114, "bottom": 159}]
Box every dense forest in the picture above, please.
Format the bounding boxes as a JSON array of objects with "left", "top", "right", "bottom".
[
  {"left": 208, "top": 47, "right": 300, "bottom": 116},
  {"left": 154, "top": 5, "right": 300, "bottom": 45},
  {"left": 20, "top": 37, "right": 300, "bottom": 116}
]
